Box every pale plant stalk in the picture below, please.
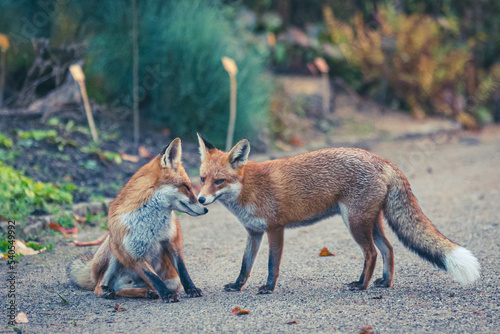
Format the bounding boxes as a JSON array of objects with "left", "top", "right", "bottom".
[
  {"left": 226, "top": 73, "right": 237, "bottom": 151},
  {"left": 77, "top": 81, "right": 99, "bottom": 142}
]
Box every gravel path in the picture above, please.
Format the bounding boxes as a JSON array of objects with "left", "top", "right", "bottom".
[{"left": 4, "top": 127, "right": 500, "bottom": 333}]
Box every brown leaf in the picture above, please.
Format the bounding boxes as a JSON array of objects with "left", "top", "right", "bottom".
[
  {"left": 120, "top": 153, "right": 140, "bottom": 163},
  {"left": 360, "top": 325, "right": 374, "bottom": 334},
  {"left": 286, "top": 319, "right": 299, "bottom": 324},
  {"left": 231, "top": 307, "right": 250, "bottom": 316},
  {"left": 372, "top": 295, "right": 383, "bottom": 299},
  {"left": 15, "top": 312, "right": 29, "bottom": 323},
  {"left": 48, "top": 222, "right": 63, "bottom": 232},
  {"left": 319, "top": 247, "right": 336, "bottom": 257},
  {"left": 113, "top": 303, "right": 127, "bottom": 312},
  {"left": 139, "top": 146, "right": 153, "bottom": 159},
  {"left": 73, "top": 231, "right": 108, "bottom": 247}
]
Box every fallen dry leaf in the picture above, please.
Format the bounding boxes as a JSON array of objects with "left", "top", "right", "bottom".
[
  {"left": 15, "top": 312, "right": 29, "bottom": 323},
  {"left": 73, "top": 231, "right": 108, "bottom": 247},
  {"left": 319, "top": 247, "right": 336, "bottom": 257},
  {"left": 113, "top": 303, "right": 127, "bottom": 312},
  {"left": 120, "top": 152, "right": 140, "bottom": 163},
  {"left": 13, "top": 240, "right": 46, "bottom": 256},
  {"left": 231, "top": 307, "right": 250, "bottom": 316},
  {"left": 286, "top": 319, "right": 299, "bottom": 324},
  {"left": 139, "top": 146, "right": 153, "bottom": 159},
  {"left": 360, "top": 325, "right": 374, "bottom": 334},
  {"left": 48, "top": 222, "right": 78, "bottom": 235},
  {"left": 48, "top": 222, "right": 62, "bottom": 231},
  {"left": 372, "top": 295, "right": 383, "bottom": 299}
]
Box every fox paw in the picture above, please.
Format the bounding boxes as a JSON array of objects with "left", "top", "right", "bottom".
[
  {"left": 186, "top": 288, "right": 203, "bottom": 298},
  {"left": 373, "top": 278, "right": 392, "bottom": 288},
  {"left": 101, "top": 286, "right": 116, "bottom": 299},
  {"left": 161, "top": 292, "right": 180, "bottom": 303},
  {"left": 147, "top": 290, "right": 159, "bottom": 299},
  {"left": 348, "top": 281, "right": 366, "bottom": 291},
  {"left": 257, "top": 285, "right": 274, "bottom": 294},
  {"left": 224, "top": 283, "right": 243, "bottom": 292}
]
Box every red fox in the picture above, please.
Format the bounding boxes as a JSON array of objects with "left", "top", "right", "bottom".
[
  {"left": 196, "top": 133, "right": 480, "bottom": 293},
  {"left": 69, "top": 138, "right": 207, "bottom": 302}
]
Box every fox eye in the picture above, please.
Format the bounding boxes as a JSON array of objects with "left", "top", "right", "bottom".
[
  {"left": 183, "top": 184, "right": 191, "bottom": 192},
  {"left": 214, "top": 179, "right": 225, "bottom": 185},
  {"left": 200, "top": 177, "right": 205, "bottom": 183}
]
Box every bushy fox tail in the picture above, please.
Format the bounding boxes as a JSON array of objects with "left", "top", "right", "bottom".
[
  {"left": 383, "top": 167, "right": 480, "bottom": 285},
  {"left": 67, "top": 253, "right": 95, "bottom": 290}
]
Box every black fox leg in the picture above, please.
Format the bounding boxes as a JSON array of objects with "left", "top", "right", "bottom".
[
  {"left": 258, "top": 227, "right": 284, "bottom": 294},
  {"left": 100, "top": 254, "right": 120, "bottom": 299},
  {"left": 372, "top": 212, "right": 394, "bottom": 287},
  {"left": 225, "top": 231, "right": 264, "bottom": 292},
  {"left": 134, "top": 260, "right": 179, "bottom": 303},
  {"left": 170, "top": 250, "right": 203, "bottom": 298}
]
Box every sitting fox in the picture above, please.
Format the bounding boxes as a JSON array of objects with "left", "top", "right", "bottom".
[
  {"left": 196, "top": 133, "right": 480, "bottom": 294},
  {"left": 69, "top": 138, "right": 207, "bottom": 302}
]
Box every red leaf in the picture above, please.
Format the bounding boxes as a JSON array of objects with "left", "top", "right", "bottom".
[
  {"left": 231, "top": 307, "right": 250, "bottom": 316},
  {"left": 286, "top": 319, "right": 299, "bottom": 324},
  {"left": 319, "top": 247, "right": 336, "bottom": 257},
  {"left": 360, "top": 325, "right": 374, "bottom": 334}
]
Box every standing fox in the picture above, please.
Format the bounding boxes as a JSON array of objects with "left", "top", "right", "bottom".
[
  {"left": 69, "top": 138, "right": 207, "bottom": 302},
  {"left": 196, "top": 133, "right": 480, "bottom": 293}
]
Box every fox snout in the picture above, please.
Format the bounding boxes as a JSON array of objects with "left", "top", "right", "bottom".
[{"left": 179, "top": 201, "right": 208, "bottom": 216}]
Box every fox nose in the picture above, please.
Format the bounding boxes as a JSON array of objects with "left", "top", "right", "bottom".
[
  {"left": 204, "top": 208, "right": 208, "bottom": 214},
  {"left": 198, "top": 197, "right": 206, "bottom": 204}
]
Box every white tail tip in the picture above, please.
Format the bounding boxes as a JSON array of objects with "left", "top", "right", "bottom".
[
  {"left": 165, "top": 276, "right": 182, "bottom": 292},
  {"left": 444, "top": 246, "right": 480, "bottom": 285}
]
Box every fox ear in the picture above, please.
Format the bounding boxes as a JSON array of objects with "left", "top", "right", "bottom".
[
  {"left": 161, "top": 137, "right": 182, "bottom": 170},
  {"left": 228, "top": 138, "right": 250, "bottom": 168},
  {"left": 197, "top": 132, "right": 215, "bottom": 161}
]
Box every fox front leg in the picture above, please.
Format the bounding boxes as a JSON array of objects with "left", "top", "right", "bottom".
[
  {"left": 225, "top": 231, "right": 264, "bottom": 292},
  {"left": 258, "top": 227, "right": 284, "bottom": 294},
  {"left": 173, "top": 252, "right": 203, "bottom": 298}
]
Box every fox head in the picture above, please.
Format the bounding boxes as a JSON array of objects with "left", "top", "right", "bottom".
[
  {"left": 196, "top": 133, "right": 250, "bottom": 205},
  {"left": 154, "top": 137, "right": 208, "bottom": 216},
  {"left": 115, "top": 138, "right": 208, "bottom": 217}
]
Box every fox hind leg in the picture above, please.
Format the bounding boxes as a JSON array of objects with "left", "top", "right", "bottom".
[
  {"left": 339, "top": 203, "right": 378, "bottom": 290},
  {"left": 372, "top": 211, "right": 394, "bottom": 288}
]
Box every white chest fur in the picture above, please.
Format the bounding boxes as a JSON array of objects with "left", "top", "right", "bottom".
[
  {"left": 121, "top": 187, "right": 177, "bottom": 259},
  {"left": 221, "top": 198, "right": 267, "bottom": 233}
]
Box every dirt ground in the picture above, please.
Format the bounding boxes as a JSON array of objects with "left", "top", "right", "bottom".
[{"left": 3, "top": 126, "right": 500, "bottom": 334}]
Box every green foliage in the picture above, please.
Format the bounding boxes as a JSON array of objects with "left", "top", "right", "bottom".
[
  {"left": 54, "top": 213, "right": 75, "bottom": 228},
  {"left": 17, "top": 129, "right": 77, "bottom": 151},
  {"left": 0, "top": 132, "right": 13, "bottom": 148},
  {"left": 0, "top": 162, "right": 75, "bottom": 221},
  {"left": 84, "top": 0, "right": 271, "bottom": 147},
  {"left": 80, "top": 144, "right": 122, "bottom": 164}
]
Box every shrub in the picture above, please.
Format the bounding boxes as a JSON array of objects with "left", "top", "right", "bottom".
[
  {"left": 323, "top": 6, "right": 496, "bottom": 127},
  {"left": 85, "top": 0, "right": 271, "bottom": 147},
  {"left": 0, "top": 162, "right": 76, "bottom": 222}
]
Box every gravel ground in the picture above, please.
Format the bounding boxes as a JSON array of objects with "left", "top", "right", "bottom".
[{"left": 3, "top": 126, "right": 500, "bottom": 333}]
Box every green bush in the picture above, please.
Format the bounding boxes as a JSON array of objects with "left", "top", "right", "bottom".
[
  {"left": 0, "top": 162, "right": 76, "bottom": 222},
  {"left": 85, "top": 0, "right": 271, "bottom": 147}
]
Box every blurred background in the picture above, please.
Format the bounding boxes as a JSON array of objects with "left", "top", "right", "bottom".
[{"left": 0, "top": 0, "right": 500, "bottom": 227}]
